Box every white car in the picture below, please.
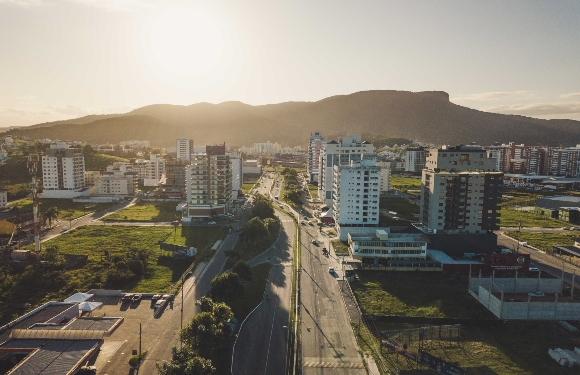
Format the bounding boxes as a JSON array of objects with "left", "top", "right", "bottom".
[{"left": 208, "top": 221, "right": 216, "bottom": 225}]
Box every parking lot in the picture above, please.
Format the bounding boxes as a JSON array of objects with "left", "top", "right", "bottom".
[{"left": 87, "top": 293, "right": 180, "bottom": 373}]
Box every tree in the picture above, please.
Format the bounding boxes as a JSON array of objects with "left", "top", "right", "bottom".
[
  {"left": 210, "top": 272, "right": 244, "bottom": 304},
  {"left": 232, "top": 261, "right": 252, "bottom": 281},
  {"left": 42, "top": 245, "right": 64, "bottom": 266},
  {"left": 181, "top": 299, "right": 235, "bottom": 359},
  {"left": 251, "top": 194, "right": 275, "bottom": 219},
  {"left": 43, "top": 206, "right": 59, "bottom": 228},
  {"left": 243, "top": 217, "right": 267, "bottom": 241},
  {"left": 157, "top": 347, "right": 215, "bottom": 375}
]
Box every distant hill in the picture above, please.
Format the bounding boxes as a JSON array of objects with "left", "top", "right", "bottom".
[{"left": 7, "top": 90, "right": 580, "bottom": 147}]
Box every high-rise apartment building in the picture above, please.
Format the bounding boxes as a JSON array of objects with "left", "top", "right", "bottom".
[
  {"left": 0, "top": 190, "right": 7, "bottom": 210},
  {"left": 307, "top": 132, "right": 326, "bottom": 183},
  {"left": 230, "top": 152, "right": 243, "bottom": 200},
  {"left": 420, "top": 145, "right": 502, "bottom": 234},
  {"left": 176, "top": 137, "right": 194, "bottom": 161},
  {"left": 404, "top": 147, "right": 426, "bottom": 173},
  {"left": 184, "top": 144, "right": 232, "bottom": 220},
  {"left": 42, "top": 142, "right": 85, "bottom": 198},
  {"left": 333, "top": 158, "right": 381, "bottom": 227},
  {"left": 318, "top": 134, "right": 374, "bottom": 206}
]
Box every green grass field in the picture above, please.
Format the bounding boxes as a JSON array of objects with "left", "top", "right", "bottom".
[
  {"left": 227, "top": 263, "right": 271, "bottom": 321},
  {"left": 103, "top": 202, "right": 179, "bottom": 222},
  {"left": 353, "top": 271, "right": 492, "bottom": 319},
  {"left": 380, "top": 197, "right": 420, "bottom": 220},
  {"left": 390, "top": 175, "right": 422, "bottom": 193},
  {"left": 165, "top": 226, "right": 228, "bottom": 260},
  {"left": 499, "top": 208, "right": 568, "bottom": 228},
  {"left": 242, "top": 182, "right": 258, "bottom": 194},
  {"left": 331, "top": 239, "right": 350, "bottom": 255},
  {"left": 307, "top": 184, "right": 318, "bottom": 199},
  {"left": 11, "top": 198, "right": 117, "bottom": 221},
  {"left": 505, "top": 230, "right": 577, "bottom": 254}
]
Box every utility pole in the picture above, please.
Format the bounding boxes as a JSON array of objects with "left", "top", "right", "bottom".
[
  {"left": 27, "top": 154, "right": 41, "bottom": 253},
  {"left": 139, "top": 323, "right": 142, "bottom": 367},
  {"left": 180, "top": 274, "right": 184, "bottom": 347}
]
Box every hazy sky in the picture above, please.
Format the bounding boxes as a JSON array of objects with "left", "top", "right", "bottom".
[{"left": 1, "top": 0, "right": 579, "bottom": 127}]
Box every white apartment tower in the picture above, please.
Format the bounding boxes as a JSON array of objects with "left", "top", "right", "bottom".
[
  {"left": 42, "top": 142, "right": 85, "bottom": 198},
  {"left": 307, "top": 132, "right": 326, "bottom": 183},
  {"left": 176, "top": 137, "right": 194, "bottom": 161},
  {"left": 318, "top": 134, "right": 374, "bottom": 206},
  {"left": 333, "top": 158, "right": 381, "bottom": 230},
  {"left": 420, "top": 145, "right": 502, "bottom": 234}
]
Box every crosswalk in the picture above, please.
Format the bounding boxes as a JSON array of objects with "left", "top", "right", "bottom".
[{"left": 303, "top": 361, "right": 365, "bottom": 369}]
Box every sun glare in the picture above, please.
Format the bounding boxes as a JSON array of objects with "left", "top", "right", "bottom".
[{"left": 150, "top": 7, "right": 224, "bottom": 77}]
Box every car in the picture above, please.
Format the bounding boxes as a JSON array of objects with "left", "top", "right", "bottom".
[
  {"left": 162, "top": 294, "right": 174, "bottom": 301},
  {"left": 154, "top": 299, "right": 166, "bottom": 309},
  {"left": 529, "top": 267, "right": 540, "bottom": 272},
  {"left": 311, "top": 239, "right": 317, "bottom": 244},
  {"left": 131, "top": 294, "right": 142, "bottom": 303},
  {"left": 236, "top": 227, "right": 240, "bottom": 232},
  {"left": 61, "top": 227, "right": 69, "bottom": 232},
  {"left": 573, "top": 227, "right": 580, "bottom": 231},
  {"left": 228, "top": 228, "right": 233, "bottom": 233},
  {"left": 208, "top": 221, "right": 216, "bottom": 225},
  {"left": 528, "top": 292, "right": 545, "bottom": 297},
  {"left": 329, "top": 267, "right": 335, "bottom": 273},
  {"left": 151, "top": 294, "right": 162, "bottom": 301},
  {"left": 121, "top": 293, "right": 134, "bottom": 302},
  {"left": 322, "top": 247, "right": 327, "bottom": 253},
  {"left": 563, "top": 227, "right": 571, "bottom": 230}
]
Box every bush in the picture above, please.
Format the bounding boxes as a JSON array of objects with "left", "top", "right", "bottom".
[{"left": 128, "top": 350, "right": 148, "bottom": 368}]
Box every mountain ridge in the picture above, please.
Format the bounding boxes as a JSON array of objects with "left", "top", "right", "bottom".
[{"left": 6, "top": 90, "right": 580, "bottom": 147}]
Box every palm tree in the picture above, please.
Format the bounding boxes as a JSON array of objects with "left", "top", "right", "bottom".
[{"left": 44, "top": 206, "right": 59, "bottom": 228}]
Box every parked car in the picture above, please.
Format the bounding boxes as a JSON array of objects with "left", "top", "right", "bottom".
[
  {"left": 329, "top": 267, "right": 335, "bottom": 273},
  {"left": 121, "top": 293, "right": 134, "bottom": 302},
  {"left": 311, "top": 239, "right": 317, "bottom": 244},
  {"left": 151, "top": 294, "right": 162, "bottom": 301},
  {"left": 131, "top": 294, "right": 142, "bottom": 303},
  {"left": 154, "top": 299, "right": 166, "bottom": 309},
  {"left": 162, "top": 294, "right": 174, "bottom": 301},
  {"left": 208, "top": 221, "right": 216, "bottom": 225},
  {"left": 529, "top": 267, "right": 540, "bottom": 272}
]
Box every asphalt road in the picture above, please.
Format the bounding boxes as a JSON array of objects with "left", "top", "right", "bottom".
[
  {"left": 232, "top": 204, "right": 294, "bottom": 375},
  {"left": 299, "top": 200, "right": 365, "bottom": 374},
  {"left": 497, "top": 232, "right": 580, "bottom": 289}
]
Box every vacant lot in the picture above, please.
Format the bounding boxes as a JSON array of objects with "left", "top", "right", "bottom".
[
  {"left": 164, "top": 226, "right": 228, "bottom": 260},
  {"left": 12, "top": 198, "right": 117, "bottom": 221},
  {"left": 380, "top": 197, "right": 419, "bottom": 219},
  {"left": 352, "top": 271, "right": 580, "bottom": 374},
  {"left": 391, "top": 175, "right": 421, "bottom": 194},
  {"left": 103, "top": 202, "right": 178, "bottom": 222},
  {"left": 505, "top": 230, "right": 577, "bottom": 254},
  {"left": 353, "top": 271, "right": 492, "bottom": 318},
  {"left": 0, "top": 226, "right": 227, "bottom": 326},
  {"left": 500, "top": 208, "right": 568, "bottom": 228}
]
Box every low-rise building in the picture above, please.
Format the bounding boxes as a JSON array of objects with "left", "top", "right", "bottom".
[
  {"left": 348, "top": 228, "right": 428, "bottom": 266},
  {"left": 84, "top": 171, "right": 101, "bottom": 187},
  {"left": 95, "top": 170, "right": 137, "bottom": 196}
]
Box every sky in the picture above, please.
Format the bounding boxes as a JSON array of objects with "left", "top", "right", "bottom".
[{"left": 0, "top": 0, "right": 579, "bottom": 128}]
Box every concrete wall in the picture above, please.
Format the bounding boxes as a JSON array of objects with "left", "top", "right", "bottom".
[
  {"left": 471, "top": 283, "right": 580, "bottom": 320},
  {"left": 469, "top": 277, "right": 562, "bottom": 294}
]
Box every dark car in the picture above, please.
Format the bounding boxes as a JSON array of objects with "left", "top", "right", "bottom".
[{"left": 121, "top": 293, "right": 134, "bottom": 302}]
